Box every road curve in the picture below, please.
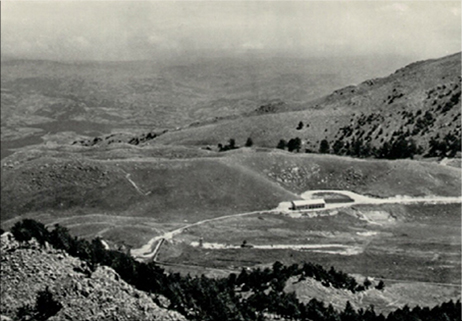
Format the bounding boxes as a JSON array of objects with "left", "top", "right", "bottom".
[{"left": 131, "top": 190, "right": 461, "bottom": 259}]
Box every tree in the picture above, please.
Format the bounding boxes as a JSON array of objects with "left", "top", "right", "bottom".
[
  {"left": 296, "top": 121, "right": 304, "bottom": 130},
  {"left": 229, "top": 138, "right": 236, "bottom": 149},
  {"left": 287, "top": 137, "right": 301, "bottom": 152},
  {"left": 245, "top": 137, "right": 253, "bottom": 147},
  {"left": 11, "top": 219, "right": 49, "bottom": 245},
  {"left": 341, "top": 301, "right": 357, "bottom": 321},
  {"left": 378, "top": 142, "right": 391, "bottom": 159},
  {"left": 375, "top": 280, "right": 385, "bottom": 290},
  {"left": 332, "top": 140, "right": 344, "bottom": 155},
  {"left": 363, "top": 278, "right": 372, "bottom": 289},
  {"left": 49, "top": 224, "right": 73, "bottom": 253},
  {"left": 277, "top": 139, "right": 287, "bottom": 150},
  {"left": 35, "top": 287, "right": 62, "bottom": 321},
  {"left": 319, "top": 139, "right": 330, "bottom": 154}
]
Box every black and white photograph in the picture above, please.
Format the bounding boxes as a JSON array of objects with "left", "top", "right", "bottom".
[{"left": 1, "top": 1, "right": 461, "bottom": 320}]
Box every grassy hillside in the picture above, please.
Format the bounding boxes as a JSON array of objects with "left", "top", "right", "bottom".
[
  {"left": 224, "top": 150, "right": 461, "bottom": 196},
  {"left": 1, "top": 153, "right": 300, "bottom": 223},
  {"left": 2, "top": 147, "right": 459, "bottom": 247},
  {"left": 154, "top": 53, "right": 461, "bottom": 158}
]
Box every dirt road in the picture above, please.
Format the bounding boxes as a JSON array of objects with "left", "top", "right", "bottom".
[
  {"left": 131, "top": 209, "right": 274, "bottom": 258},
  {"left": 131, "top": 190, "right": 461, "bottom": 259}
]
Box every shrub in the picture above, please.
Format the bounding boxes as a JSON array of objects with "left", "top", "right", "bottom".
[
  {"left": 16, "top": 287, "right": 62, "bottom": 321},
  {"left": 11, "top": 219, "right": 49, "bottom": 245},
  {"left": 35, "top": 287, "right": 62, "bottom": 320}
]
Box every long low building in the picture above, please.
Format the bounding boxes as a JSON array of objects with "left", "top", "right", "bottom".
[{"left": 290, "top": 199, "right": 326, "bottom": 210}]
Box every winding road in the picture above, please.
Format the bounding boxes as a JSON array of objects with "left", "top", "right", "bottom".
[{"left": 131, "top": 190, "right": 461, "bottom": 259}]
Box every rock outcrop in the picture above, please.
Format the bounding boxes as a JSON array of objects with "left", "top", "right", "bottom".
[{"left": 0, "top": 232, "right": 186, "bottom": 321}]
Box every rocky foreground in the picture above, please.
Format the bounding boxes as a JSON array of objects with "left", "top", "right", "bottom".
[{"left": 0, "top": 232, "right": 186, "bottom": 321}]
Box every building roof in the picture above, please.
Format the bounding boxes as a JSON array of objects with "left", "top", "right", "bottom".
[{"left": 291, "top": 199, "right": 326, "bottom": 206}]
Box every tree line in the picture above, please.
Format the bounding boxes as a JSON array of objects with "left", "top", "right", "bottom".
[
  {"left": 278, "top": 131, "right": 460, "bottom": 160},
  {"left": 218, "top": 138, "right": 253, "bottom": 152}
]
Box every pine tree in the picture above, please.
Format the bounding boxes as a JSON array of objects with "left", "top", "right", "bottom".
[
  {"left": 228, "top": 138, "right": 236, "bottom": 149},
  {"left": 288, "top": 137, "right": 302, "bottom": 152},
  {"left": 319, "top": 139, "right": 330, "bottom": 154},
  {"left": 277, "top": 139, "right": 287, "bottom": 150},
  {"left": 245, "top": 137, "right": 253, "bottom": 147}
]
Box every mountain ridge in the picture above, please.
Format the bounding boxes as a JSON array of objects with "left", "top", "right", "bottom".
[{"left": 153, "top": 52, "right": 461, "bottom": 158}]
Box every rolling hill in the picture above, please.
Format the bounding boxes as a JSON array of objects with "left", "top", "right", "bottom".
[{"left": 1, "top": 146, "right": 460, "bottom": 247}]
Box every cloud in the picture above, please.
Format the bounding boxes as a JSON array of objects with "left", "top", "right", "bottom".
[
  {"left": 1, "top": 1, "right": 460, "bottom": 61},
  {"left": 378, "top": 2, "right": 409, "bottom": 15},
  {"left": 451, "top": 7, "right": 461, "bottom": 16},
  {"left": 240, "top": 42, "right": 264, "bottom": 50},
  {"left": 73, "top": 36, "right": 91, "bottom": 48}
]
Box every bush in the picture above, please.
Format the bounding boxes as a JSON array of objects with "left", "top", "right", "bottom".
[
  {"left": 16, "top": 287, "right": 62, "bottom": 321},
  {"left": 35, "top": 287, "right": 62, "bottom": 320}
]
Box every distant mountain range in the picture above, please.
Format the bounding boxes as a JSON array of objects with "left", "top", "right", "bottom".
[{"left": 1, "top": 54, "right": 413, "bottom": 137}]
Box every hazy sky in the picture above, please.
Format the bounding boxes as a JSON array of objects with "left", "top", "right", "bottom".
[{"left": 1, "top": 1, "right": 460, "bottom": 61}]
